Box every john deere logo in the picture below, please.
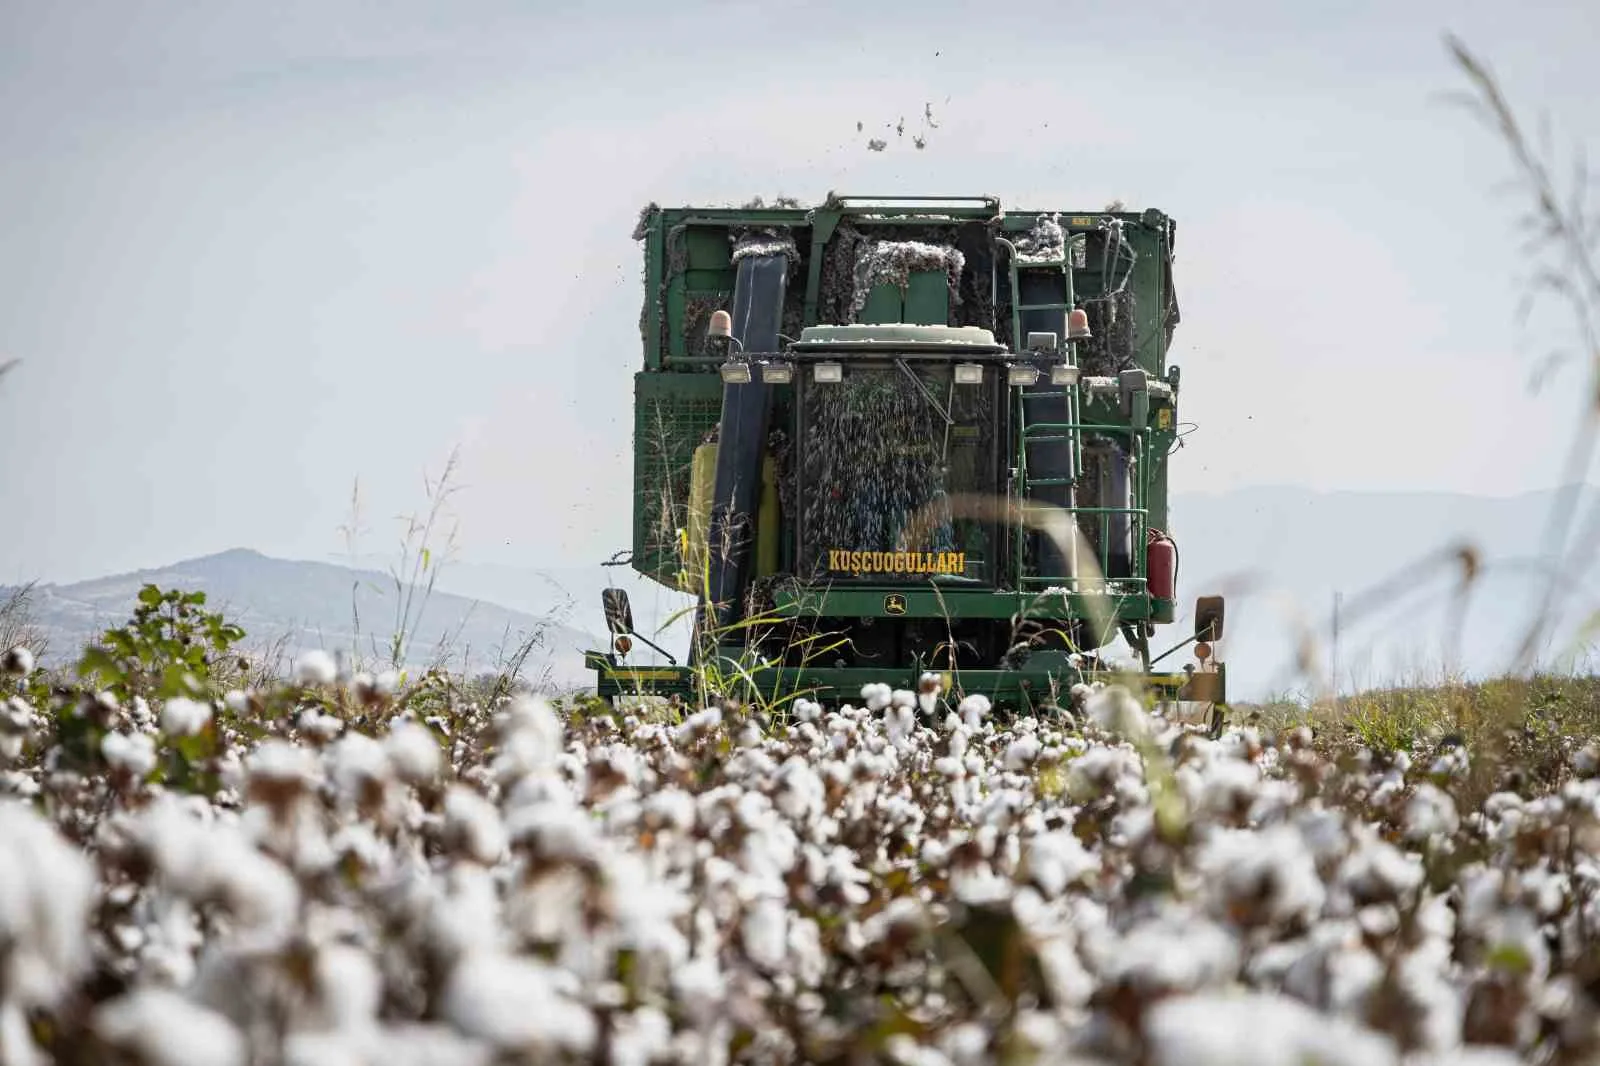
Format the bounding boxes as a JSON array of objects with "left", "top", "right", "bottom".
[{"left": 884, "top": 594, "right": 907, "bottom": 616}]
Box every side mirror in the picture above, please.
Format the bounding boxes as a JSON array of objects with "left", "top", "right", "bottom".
[
  {"left": 602, "top": 588, "right": 635, "bottom": 635},
  {"left": 1195, "top": 595, "right": 1225, "bottom": 642}
]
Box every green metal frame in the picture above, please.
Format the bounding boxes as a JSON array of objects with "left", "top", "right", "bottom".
[{"left": 586, "top": 650, "right": 1225, "bottom": 720}]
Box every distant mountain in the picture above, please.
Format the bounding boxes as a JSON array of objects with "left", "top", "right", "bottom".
[
  {"left": 1166, "top": 484, "right": 1600, "bottom": 700},
  {"left": 9, "top": 548, "right": 601, "bottom": 691},
  {"left": 15, "top": 484, "right": 1598, "bottom": 705}
]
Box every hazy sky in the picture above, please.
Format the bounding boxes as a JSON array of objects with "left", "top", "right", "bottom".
[{"left": 3, "top": 0, "right": 1598, "bottom": 590}]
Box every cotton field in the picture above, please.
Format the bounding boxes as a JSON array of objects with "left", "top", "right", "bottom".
[{"left": 2, "top": 649, "right": 1599, "bottom": 1066}]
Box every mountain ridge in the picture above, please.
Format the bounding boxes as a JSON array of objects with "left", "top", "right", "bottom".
[{"left": 7, "top": 547, "right": 599, "bottom": 691}]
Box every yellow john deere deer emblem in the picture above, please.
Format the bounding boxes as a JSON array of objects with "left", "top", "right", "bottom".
[{"left": 884, "top": 593, "right": 907, "bottom": 616}]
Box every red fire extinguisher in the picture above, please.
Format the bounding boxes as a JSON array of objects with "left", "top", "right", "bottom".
[{"left": 1147, "top": 528, "right": 1177, "bottom": 601}]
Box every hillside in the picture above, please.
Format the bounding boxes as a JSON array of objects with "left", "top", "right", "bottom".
[
  {"left": 1167, "top": 483, "right": 1600, "bottom": 699},
  {"left": 9, "top": 548, "right": 599, "bottom": 690}
]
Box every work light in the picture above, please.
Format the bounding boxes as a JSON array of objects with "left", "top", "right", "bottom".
[
  {"left": 719, "top": 361, "right": 752, "bottom": 384},
  {"left": 1007, "top": 364, "right": 1040, "bottom": 387},
  {"left": 813, "top": 361, "right": 843, "bottom": 383},
  {"left": 1051, "top": 365, "right": 1080, "bottom": 386},
  {"left": 954, "top": 363, "right": 984, "bottom": 385},
  {"left": 760, "top": 361, "right": 794, "bottom": 384}
]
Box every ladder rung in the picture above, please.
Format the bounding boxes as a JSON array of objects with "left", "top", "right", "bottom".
[
  {"left": 1024, "top": 434, "right": 1072, "bottom": 443},
  {"left": 1025, "top": 477, "right": 1077, "bottom": 487},
  {"left": 1015, "top": 259, "right": 1071, "bottom": 269},
  {"left": 1016, "top": 303, "right": 1071, "bottom": 313},
  {"left": 1021, "top": 390, "right": 1071, "bottom": 399}
]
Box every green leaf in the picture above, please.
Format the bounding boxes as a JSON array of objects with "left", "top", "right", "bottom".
[
  {"left": 1486, "top": 942, "right": 1533, "bottom": 976},
  {"left": 76, "top": 646, "right": 125, "bottom": 683},
  {"left": 138, "top": 585, "right": 164, "bottom": 607}
]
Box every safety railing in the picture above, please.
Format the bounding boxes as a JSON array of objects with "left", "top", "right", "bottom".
[{"left": 1014, "top": 403, "right": 1150, "bottom": 592}]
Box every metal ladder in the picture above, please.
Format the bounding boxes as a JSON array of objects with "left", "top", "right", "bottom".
[
  {"left": 1007, "top": 231, "right": 1148, "bottom": 593},
  {"left": 1006, "top": 235, "right": 1086, "bottom": 589}
]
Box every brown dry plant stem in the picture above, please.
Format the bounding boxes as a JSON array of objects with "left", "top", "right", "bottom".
[
  {"left": 1444, "top": 34, "right": 1600, "bottom": 675},
  {"left": 0, "top": 581, "right": 47, "bottom": 662}
]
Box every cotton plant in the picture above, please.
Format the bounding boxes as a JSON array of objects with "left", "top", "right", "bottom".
[{"left": 0, "top": 650, "right": 1598, "bottom": 1064}]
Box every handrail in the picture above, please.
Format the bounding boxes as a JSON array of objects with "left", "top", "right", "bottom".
[{"left": 826, "top": 195, "right": 1000, "bottom": 211}]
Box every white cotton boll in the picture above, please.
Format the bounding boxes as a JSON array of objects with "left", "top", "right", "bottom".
[
  {"left": 1096, "top": 909, "right": 1240, "bottom": 996},
  {"left": 792, "top": 699, "right": 822, "bottom": 723},
  {"left": 958, "top": 694, "right": 989, "bottom": 730},
  {"left": 248, "top": 739, "right": 323, "bottom": 791},
  {"left": 310, "top": 945, "right": 382, "bottom": 1031},
  {"left": 1004, "top": 735, "right": 1040, "bottom": 772},
  {"left": 294, "top": 650, "right": 338, "bottom": 686},
  {"left": 1199, "top": 757, "right": 1260, "bottom": 818},
  {"left": 787, "top": 916, "right": 827, "bottom": 988},
  {"left": 671, "top": 955, "right": 727, "bottom": 1025},
  {"left": 1196, "top": 825, "right": 1325, "bottom": 929},
  {"left": 673, "top": 706, "right": 722, "bottom": 744},
  {"left": 444, "top": 785, "right": 508, "bottom": 865},
  {"left": 0, "top": 1003, "right": 46, "bottom": 1066},
  {"left": 132, "top": 798, "right": 300, "bottom": 936},
  {"left": 0, "top": 695, "right": 33, "bottom": 735},
  {"left": 288, "top": 1025, "right": 495, "bottom": 1066},
  {"left": 860, "top": 683, "right": 892, "bottom": 713},
  {"left": 137, "top": 898, "right": 206, "bottom": 987},
  {"left": 0, "top": 801, "right": 95, "bottom": 1008},
  {"left": 939, "top": 1022, "right": 991, "bottom": 1066},
  {"left": 103, "top": 730, "right": 158, "bottom": 777},
  {"left": 282, "top": 1032, "right": 367, "bottom": 1066},
  {"left": 93, "top": 987, "right": 247, "bottom": 1066},
  {"left": 1021, "top": 830, "right": 1098, "bottom": 897},
  {"left": 329, "top": 733, "right": 392, "bottom": 797},
  {"left": 610, "top": 1009, "right": 675, "bottom": 1066},
  {"left": 223, "top": 690, "right": 250, "bottom": 715},
  {"left": 386, "top": 719, "right": 441, "bottom": 783},
  {"left": 774, "top": 758, "right": 824, "bottom": 823},
  {"left": 887, "top": 705, "right": 915, "bottom": 747},
  {"left": 1, "top": 646, "right": 34, "bottom": 676},
  {"left": 1408, "top": 1052, "right": 1523, "bottom": 1066},
  {"left": 1429, "top": 745, "right": 1469, "bottom": 779},
  {"left": 1087, "top": 685, "right": 1150, "bottom": 739},
  {"left": 1403, "top": 783, "right": 1459, "bottom": 843},
  {"left": 1294, "top": 808, "right": 1348, "bottom": 865},
  {"left": 1339, "top": 835, "right": 1424, "bottom": 905},
  {"left": 1144, "top": 991, "right": 1399, "bottom": 1066},
  {"left": 160, "top": 697, "right": 213, "bottom": 737},
  {"left": 442, "top": 952, "right": 596, "bottom": 1054},
  {"left": 742, "top": 896, "right": 790, "bottom": 971},
  {"left": 298, "top": 711, "right": 344, "bottom": 741},
  {"left": 643, "top": 787, "right": 696, "bottom": 831}
]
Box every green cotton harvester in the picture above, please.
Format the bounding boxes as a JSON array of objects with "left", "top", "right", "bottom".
[{"left": 588, "top": 194, "right": 1227, "bottom": 728}]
